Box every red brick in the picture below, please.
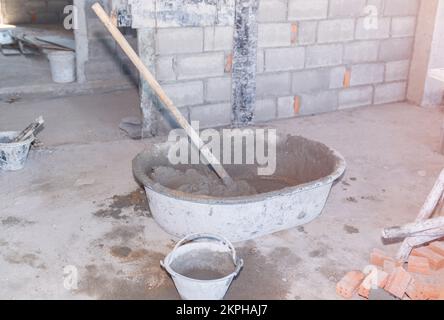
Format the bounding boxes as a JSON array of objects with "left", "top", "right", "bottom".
[
  {"left": 384, "top": 267, "right": 413, "bottom": 299},
  {"left": 336, "top": 270, "right": 365, "bottom": 299},
  {"left": 406, "top": 280, "right": 440, "bottom": 300},
  {"left": 407, "top": 255, "right": 431, "bottom": 275},
  {"left": 293, "top": 96, "right": 300, "bottom": 114},
  {"left": 358, "top": 269, "right": 389, "bottom": 299},
  {"left": 291, "top": 23, "right": 298, "bottom": 44},
  {"left": 343, "top": 69, "right": 351, "bottom": 88},
  {"left": 370, "top": 248, "right": 394, "bottom": 267},
  {"left": 383, "top": 259, "right": 396, "bottom": 273},
  {"left": 428, "top": 241, "right": 444, "bottom": 257},
  {"left": 224, "top": 53, "right": 233, "bottom": 73},
  {"left": 411, "top": 246, "right": 444, "bottom": 270}
]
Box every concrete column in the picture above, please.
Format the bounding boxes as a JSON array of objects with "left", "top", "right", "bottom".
[
  {"left": 73, "top": 0, "right": 88, "bottom": 83},
  {"left": 231, "top": 0, "right": 260, "bottom": 126},
  {"left": 407, "top": 0, "right": 444, "bottom": 107},
  {"left": 137, "top": 27, "right": 159, "bottom": 137}
]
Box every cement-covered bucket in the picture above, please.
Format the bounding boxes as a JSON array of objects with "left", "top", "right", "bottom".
[
  {"left": 0, "top": 131, "right": 34, "bottom": 171},
  {"left": 161, "top": 233, "right": 244, "bottom": 300},
  {"left": 47, "top": 51, "right": 76, "bottom": 83}
]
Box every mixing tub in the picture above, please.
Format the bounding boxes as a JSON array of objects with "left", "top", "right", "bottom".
[{"left": 133, "top": 135, "right": 346, "bottom": 242}]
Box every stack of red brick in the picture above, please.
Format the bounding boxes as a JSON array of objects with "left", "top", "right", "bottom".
[{"left": 337, "top": 240, "right": 444, "bottom": 300}]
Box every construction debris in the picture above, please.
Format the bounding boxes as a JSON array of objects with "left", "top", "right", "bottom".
[{"left": 337, "top": 241, "right": 444, "bottom": 300}]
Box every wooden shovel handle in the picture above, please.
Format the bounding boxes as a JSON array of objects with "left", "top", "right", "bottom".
[{"left": 92, "top": 3, "right": 233, "bottom": 185}]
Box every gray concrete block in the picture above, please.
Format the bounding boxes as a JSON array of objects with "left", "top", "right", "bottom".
[
  {"left": 257, "top": 0, "right": 288, "bottom": 22},
  {"left": 385, "top": 60, "right": 410, "bottom": 82},
  {"left": 176, "top": 52, "right": 225, "bottom": 80},
  {"left": 384, "top": 0, "right": 419, "bottom": 16},
  {"left": 254, "top": 99, "right": 277, "bottom": 122},
  {"left": 163, "top": 81, "right": 204, "bottom": 107},
  {"left": 379, "top": 38, "right": 414, "bottom": 61},
  {"left": 329, "top": 0, "right": 366, "bottom": 17},
  {"left": 204, "top": 26, "right": 234, "bottom": 51},
  {"left": 355, "top": 17, "right": 390, "bottom": 39},
  {"left": 305, "top": 44, "right": 343, "bottom": 68},
  {"left": 258, "top": 23, "right": 292, "bottom": 48},
  {"left": 300, "top": 91, "right": 338, "bottom": 115},
  {"left": 206, "top": 77, "right": 232, "bottom": 103},
  {"left": 298, "top": 21, "right": 317, "bottom": 45},
  {"left": 317, "top": 19, "right": 355, "bottom": 43},
  {"left": 292, "top": 69, "right": 330, "bottom": 93},
  {"left": 350, "top": 63, "right": 384, "bottom": 86},
  {"left": 288, "top": 0, "right": 329, "bottom": 20},
  {"left": 374, "top": 82, "right": 407, "bottom": 104},
  {"left": 339, "top": 86, "right": 373, "bottom": 109},
  {"left": 277, "top": 96, "right": 297, "bottom": 119},
  {"left": 189, "top": 103, "right": 232, "bottom": 128},
  {"left": 330, "top": 66, "right": 346, "bottom": 89},
  {"left": 391, "top": 17, "right": 417, "bottom": 38},
  {"left": 156, "top": 56, "right": 176, "bottom": 81},
  {"left": 156, "top": 27, "right": 203, "bottom": 55},
  {"left": 265, "top": 47, "right": 305, "bottom": 72},
  {"left": 344, "top": 41, "right": 379, "bottom": 63},
  {"left": 256, "top": 72, "right": 291, "bottom": 96}
]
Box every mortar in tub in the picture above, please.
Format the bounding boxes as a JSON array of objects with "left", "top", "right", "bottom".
[{"left": 133, "top": 134, "right": 346, "bottom": 242}]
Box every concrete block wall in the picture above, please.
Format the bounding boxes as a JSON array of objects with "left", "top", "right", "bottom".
[
  {"left": 154, "top": 25, "right": 235, "bottom": 128},
  {"left": 149, "top": 0, "right": 420, "bottom": 128},
  {"left": 254, "top": 0, "right": 419, "bottom": 120},
  {"left": 0, "top": 0, "right": 71, "bottom": 24}
]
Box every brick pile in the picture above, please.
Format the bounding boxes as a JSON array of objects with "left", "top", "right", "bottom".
[{"left": 337, "top": 240, "right": 444, "bottom": 300}]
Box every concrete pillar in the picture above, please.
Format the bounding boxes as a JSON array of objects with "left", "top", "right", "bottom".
[
  {"left": 73, "top": 0, "right": 88, "bottom": 83},
  {"left": 231, "top": 0, "right": 260, "bottom": 126},
  {"left": 407, "top": 0, "right": 444, "bottom": 107},
  {"left": 137, "top": 27, "right": 159, "bottom": 137}
]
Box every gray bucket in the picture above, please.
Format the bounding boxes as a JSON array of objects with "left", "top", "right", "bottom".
[
  {"left": 47, "top": 51, "right": 76, "bottom": 83},
  {"left": 161, "top": 233, "right": 244, "bottom": 300},
  {"left": 0, "top": 131, "right": 34, "bottom": 171}
]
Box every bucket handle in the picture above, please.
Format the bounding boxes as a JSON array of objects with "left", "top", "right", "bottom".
[{"left": 170, "top": 233, "right": 243, "bottom": 276}]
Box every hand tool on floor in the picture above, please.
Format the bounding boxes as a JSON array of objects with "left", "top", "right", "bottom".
[
  {"left": 92, "top": 3, "right": 233, "bottom": 186},
  {"left": 13, "top": 116, "right": 44, "bottom": 142}
]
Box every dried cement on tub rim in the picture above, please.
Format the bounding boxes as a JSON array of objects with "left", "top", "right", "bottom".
[{"left": 133, "top": 135, "right": 347, "bottom": 205}]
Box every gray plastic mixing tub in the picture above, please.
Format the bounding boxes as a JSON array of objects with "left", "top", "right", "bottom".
[{"left": 133, "top": 135, "right": 346, "bottom": 242}]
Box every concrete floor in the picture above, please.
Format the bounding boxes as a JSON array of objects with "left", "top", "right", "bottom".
[{"left": 1, "top": 90, "right": 444, "bottom": 299}]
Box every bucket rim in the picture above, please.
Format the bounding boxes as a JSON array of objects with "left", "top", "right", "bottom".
[
  {"left": 0, "top": 131, "right": 35, "bottom": 147},
  {"left": 161, "top": 233, "right": 244, "bottom": 283}
]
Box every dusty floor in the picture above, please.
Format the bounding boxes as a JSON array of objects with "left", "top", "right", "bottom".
[{"left": 1, "top": 90, "right": 444, "bottom": 299}]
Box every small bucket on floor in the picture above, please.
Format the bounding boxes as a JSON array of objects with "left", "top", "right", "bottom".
[
  {"left": 47, "top": 51, "right": 76, "bottom": 83},
  {"left": 161, "top": 233, "right": 244, "bottom": 300},
  {"left": 0, "top": 131, "right": 34, "bottom": 171}
]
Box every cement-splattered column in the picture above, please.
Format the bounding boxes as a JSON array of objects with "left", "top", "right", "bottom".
[
  {"left": 137, "top": 27, "right": 158, "bottom": 137},
  {"left": 231, "top": 0, "right": 259, "bottom": 127}
]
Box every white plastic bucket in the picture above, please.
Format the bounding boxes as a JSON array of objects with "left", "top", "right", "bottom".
[
  {"left": 0, "top": 131, "right": 34, "bottom": 171},
  {"left": 161, "top": 233, "right": 244, "bottom": 300},
  {"left": 47, "top": 51, "right": 76, "bottom": 83}
]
